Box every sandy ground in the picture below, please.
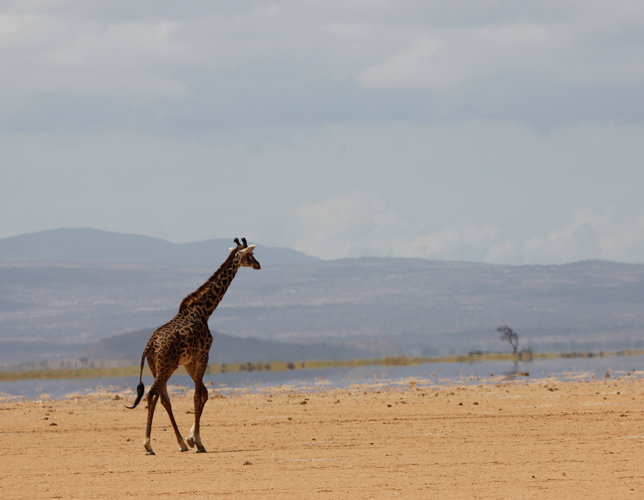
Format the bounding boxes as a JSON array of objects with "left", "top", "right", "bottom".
[{"left": 1, "top": 374, "right": 644, "bottom": 499}]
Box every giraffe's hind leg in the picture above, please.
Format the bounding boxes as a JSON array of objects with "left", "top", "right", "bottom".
[
  {"left": 144, "top": 364, "right": 188, "bottom": 454},
  {"left": 185, "top": 360, "right": 209, "bottom": 452},
  {"left": 143, "top": 387, "right": 160, "bottom": 455},
  {"left": 159, "top": 385, "right": 189, "bottom": 452}
]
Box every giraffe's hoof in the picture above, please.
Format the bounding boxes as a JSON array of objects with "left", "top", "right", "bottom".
[
  {"left": 146, "top": 451, "right": 156, "bottom": 456},
  {"left": 196, "top": 448, "right": 207, "bottom": 453},
  {"left": 186, "top": 437, "right": 195, "bottom": 448},
  {"left": 180, "top": 447, "right": 189, "bottom": 452}
]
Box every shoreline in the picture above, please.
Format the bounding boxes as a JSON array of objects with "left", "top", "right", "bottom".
[{"left": 2, "top": 348, "right": 644, "bottom": 382}]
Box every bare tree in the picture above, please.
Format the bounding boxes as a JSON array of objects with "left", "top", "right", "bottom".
[{"left": 497, "top": 325, "right": 519, "bottom": 353}]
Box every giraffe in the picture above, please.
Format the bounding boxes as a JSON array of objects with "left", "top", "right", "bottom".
[{"left": 126, "top": 237, "right": 261, "bottom": 455}]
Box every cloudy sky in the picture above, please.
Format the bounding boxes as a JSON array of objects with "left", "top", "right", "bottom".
[{"left": 3, "top": 0, "right": 644, "bottom": 264}]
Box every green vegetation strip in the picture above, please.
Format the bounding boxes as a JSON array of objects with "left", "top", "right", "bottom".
[{"left": 1, "top": 350, "right": 643, "bottom": 382}]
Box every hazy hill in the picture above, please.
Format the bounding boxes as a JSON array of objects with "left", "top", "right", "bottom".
[
  {"left": 2, "top": 256, "right": 644, "bottom": 365},
  {"left": 74, "top": 327, "right": 400, "bottom": 365},
  {"left": 0, "top": 228, "right": 320, "bottom": 267}
]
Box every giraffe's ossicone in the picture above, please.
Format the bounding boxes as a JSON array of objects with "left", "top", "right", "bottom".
[{"left": 126, "top": 238, "right": 260, "bottom": 455}]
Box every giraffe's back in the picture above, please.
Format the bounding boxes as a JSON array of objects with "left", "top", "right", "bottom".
[{"left": 146, "top": 313, "right": 213, "bottom": 368}]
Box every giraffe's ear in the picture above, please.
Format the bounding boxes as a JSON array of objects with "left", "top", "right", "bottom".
[
  {"left": 229, "top": 247, "right": 235, "bottom": 251},
  {"left": 240, "top": 245, "right": 256, "bottom": 254}
]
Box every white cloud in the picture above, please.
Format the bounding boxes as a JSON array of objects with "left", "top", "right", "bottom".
[
  {"left": 1, "top": 2, "right": 644, "bottom": 256},
  {"left": 2, "top": 1, "right": 644, "bottom": 127},
  {"left": 357, "top": 24, "right": 551, "bottom": 90},
  {"left": 484, "top": 243, "right": 519, "bottom": 265},
  {"left": 295, "top": 190, "right": 502, "bottom": 261},
  {"left": 400, "top": 224, "right": 502, "bottom": 260},
  {"left": 356, "top": 2, "right": 644, "bottom": 92},
  {"left": 0, "top": 11, "right": 195, "bottom": 100},
  {"left": 296, "top": 193, "right": 644, "bottom": 265},
  {"left": 294, "top": 191, "right": 397, "bottom": 260},
  {"left": 523, "top": 208, "right": 644, "bottom": 264}
]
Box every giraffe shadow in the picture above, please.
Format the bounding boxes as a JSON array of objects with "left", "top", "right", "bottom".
[{"left": 209, "top": 448, "right": 256, "bottom": 454}]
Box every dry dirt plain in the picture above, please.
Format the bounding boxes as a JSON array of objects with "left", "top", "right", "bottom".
[{"left": 2, "top": 375, "right": 644, "bottom": 499}]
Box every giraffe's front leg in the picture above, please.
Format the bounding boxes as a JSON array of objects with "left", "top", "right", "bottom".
[
  {"left": 184, "top": 359, "right": 210, "bottom": 452},
  {"left": 187, "top": 423, "right": 206, "bottom": 452},
  {"left": 186, "top": 420, "right": 205, "bottom": 452},
  {"left": 187, "top": 381, "right": 209, "bottom": 452},
  {"left": 186, "top": 423, "right": 201, "bottom": 450}
]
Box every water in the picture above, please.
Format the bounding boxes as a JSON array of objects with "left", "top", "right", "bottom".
[{"left": 1, "top": 355, "right": 642, "bottom": 400}]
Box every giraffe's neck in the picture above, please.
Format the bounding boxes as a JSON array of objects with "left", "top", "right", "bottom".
[{"left": 178, "top": 251, "right": 242, "bottom": 320}]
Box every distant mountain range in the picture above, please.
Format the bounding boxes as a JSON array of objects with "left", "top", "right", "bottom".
[
  {"left": 0, "top": 228, "right": 320, "bottom": 267},
  {"left": 1, "top": 228, "right": 644, "bottom": 367}
]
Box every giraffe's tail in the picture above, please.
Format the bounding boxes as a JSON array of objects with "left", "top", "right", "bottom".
[{"left": 125, "top": 350, "right": 147, "bottom": 409}]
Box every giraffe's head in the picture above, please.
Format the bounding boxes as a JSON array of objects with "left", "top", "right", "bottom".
[
  {"left": 230, "top": 238, "right": 261, "bottom": 270},
  {"left": 238, "top": 244, "right": 261, "bottom": 269}
]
